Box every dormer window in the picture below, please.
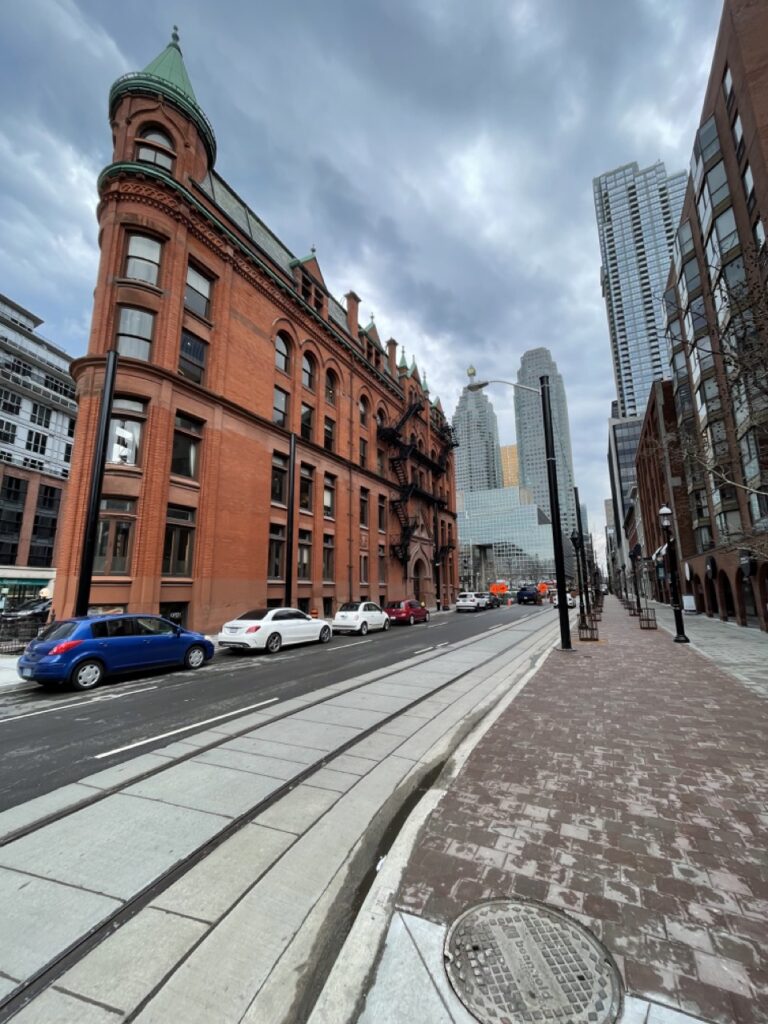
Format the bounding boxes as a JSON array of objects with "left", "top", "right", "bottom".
[{"left": 136, "top": 126, "right": 175, "bottom": 171}]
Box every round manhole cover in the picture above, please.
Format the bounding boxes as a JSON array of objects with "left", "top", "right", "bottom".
[{"left": 444, "top": 898, "right": 622, "bottom": 1024}]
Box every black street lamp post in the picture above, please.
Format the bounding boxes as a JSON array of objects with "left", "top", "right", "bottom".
[
  {"left": 570, "top": 529, "right": 587, "bottom": 629},
  {"left": 659, "top": 504, "right": 690, "bottom": 644},
  {"left": 467, "top": 372, "right": 572, "bottom": 651},
  {"left": 574, "top": 487, "right": 591, "bottom": 618},
  {"left": 628, "top": 543, "right": 642, "bottom": 616}
]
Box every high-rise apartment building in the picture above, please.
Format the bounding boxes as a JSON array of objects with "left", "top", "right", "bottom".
[
  {"left": 515, "top": 348, "right": 577, "bottom": 554},
  {"left": 499, "top": 444, "right": 519, "bottom": 487},
  {"left": 594, "top": 161, "right": 687, "bottom": 418},
  {"left": 452, "top": 369, "right": 503, "bottom": 492}
]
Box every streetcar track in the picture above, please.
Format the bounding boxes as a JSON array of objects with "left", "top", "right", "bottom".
[{"left": 0, "top": 620, "right": 553, "bottom": 1021}]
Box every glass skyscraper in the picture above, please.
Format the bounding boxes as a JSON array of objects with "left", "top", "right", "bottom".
[
  {"left": 593, "top": 161, "right": 687, "bottom": 418},
  {"left": 515, "top": 348, "right": 577, "bottom": 544},
  {"left": 452, "top": 369, "right": 503, "bottom": 493}
]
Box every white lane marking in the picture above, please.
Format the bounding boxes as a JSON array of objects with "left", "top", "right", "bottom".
[
  {"left": 429, "top": 622, "right": 447, "bottom": 627},
  {"left": 338, "top": 640, "right": 371, "bottom": 648},
  {"left": 435, "top": 642, "right": 450, "bottom": 648},
  {"left": 413, "top": 647, "right": 434, "bottom": 655},
  {"left": 0, "top": 685, "right": 159, "bottom": 724},
  {"left": 92, "top": 698, "right": 280, "bottom": 759}
]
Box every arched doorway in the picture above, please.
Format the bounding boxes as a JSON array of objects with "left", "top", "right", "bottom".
[
  {"left": 704, "top": 573, "right": 719, "bottom": 617},
  {"left": 757, "top": 563, "right": 768, "bottom": 632},
  {"left": 412, "top": 558, "right": 426, "bottom": 602},
  {"left": 717, "top": 570, "right": 736, "bottom": 621},
  {"left": 692, "top": 574, "right": 705, "bottom": 614},
  {"left": 736, "top": 568, "right": 759, "bottom": 627}
]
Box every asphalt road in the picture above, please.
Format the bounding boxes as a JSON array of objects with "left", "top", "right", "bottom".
[{"left": 0, "top": 605, "right": 550, "bottom": 811}]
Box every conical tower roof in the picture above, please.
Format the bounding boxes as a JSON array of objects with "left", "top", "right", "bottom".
[
  {"left": 110, "top": 27, "right": 216, "bottom": 165},
  {"left": 142, "top": 27, "right": 198, "bottom": 103}
]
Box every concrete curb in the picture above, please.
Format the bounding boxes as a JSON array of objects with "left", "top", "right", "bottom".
[{"left": 307, "top": 625, "right": 559, "bottom": 1024}]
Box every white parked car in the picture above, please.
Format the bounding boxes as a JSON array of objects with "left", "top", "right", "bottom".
[
  {"left": 553, "top": 593, "right": 576, "bottom": 608},
  {"left": 331, "top": 601, "right": 391, "bottom": 635},
  {"left": 217, "top": 607, "right": 332, "bottom": 653},
  {"left": 456, "top": 592, "right": 483, "bottom": 612}
]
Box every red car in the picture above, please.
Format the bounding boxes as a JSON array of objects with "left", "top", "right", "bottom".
[{"left": 385, "top": 600, "right": 430, "bottom": 625}]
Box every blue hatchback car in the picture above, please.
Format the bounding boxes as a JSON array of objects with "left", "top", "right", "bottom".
[{"left": 18, "top": 613, "right": 215, "bottom": 691}]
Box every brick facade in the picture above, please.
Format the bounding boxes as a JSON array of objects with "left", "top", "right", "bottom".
[{"left": 53, "top": 36, "right": 458, "bottom": 632}]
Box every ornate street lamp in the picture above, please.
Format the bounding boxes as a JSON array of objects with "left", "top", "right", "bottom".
[{"left": 659, "top": 504, "right": 690, "bottom": 643}]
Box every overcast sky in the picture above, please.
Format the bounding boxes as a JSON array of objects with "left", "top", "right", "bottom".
[{"left": 0, "top": 0, "right": 724, "bottom": 558}]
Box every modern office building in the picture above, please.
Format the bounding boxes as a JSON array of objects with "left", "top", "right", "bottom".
[
  {"left": 594, "top": 161, "right": 687, "bottom": 419},
  {"left": 514, "top": 348, "right": 577, "bottom": 572},
  {"left": 53, "top": 32, "right": 458, "bottom": 629},
  {"left": 452, "top": 369, "right": 503, "bottom": 493},
  {"left": 652, "top": 0, "right": 768, "bottom": 629},
  {"left": 607, "top": 413, "right": 643, "bottom": 574},
  {"left": 499, "top": 444, "right": 519, "bottom": 487},
  {"left": 0, "top": 293, "right": 75, "bottom": 598},
  {"left": 457, "top": 487, "right": 555, "bottom": 589}
]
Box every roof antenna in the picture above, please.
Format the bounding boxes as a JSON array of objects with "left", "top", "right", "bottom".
[{"left": 171, "top": 25, "right": 180, "bottom": 46}]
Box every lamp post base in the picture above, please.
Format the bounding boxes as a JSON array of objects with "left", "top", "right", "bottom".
[{"left": 673, "top": 635, "right": 690, "bottom": 644}]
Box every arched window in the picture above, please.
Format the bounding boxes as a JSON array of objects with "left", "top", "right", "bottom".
[
  {"left": 302, "top": 353, "right": 316, "bottom": 391},
  {"left": 376, "top": 408, "right": 387, "bottom": 428},
  {"left": 136, "top": 126, "right": 175, "bottom": 171},
  {"left": 359, "top": 395, "right": 369, "bottom": 428},
  {"left": 275, "top": 333, "right": 290, "bottom": 374},
  {"left": 325, "top": 369, "right": 338, "bottom": 405}
]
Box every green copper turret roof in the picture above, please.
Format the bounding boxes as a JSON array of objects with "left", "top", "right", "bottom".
[
  {"left": 142, "top": 27, "right": 198, "bottom": 102},
  {"left": 109, "top": 27, "right": 216, "bottom": 165}
]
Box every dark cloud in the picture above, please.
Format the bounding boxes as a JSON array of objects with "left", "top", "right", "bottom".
[{"left": 0, "top": 0, "right": 724, "bottom": 554}]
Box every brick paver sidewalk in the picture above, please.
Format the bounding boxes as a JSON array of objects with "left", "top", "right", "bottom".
[{"left": 396, "top": 598, "right": 768, "bottom": 1023}]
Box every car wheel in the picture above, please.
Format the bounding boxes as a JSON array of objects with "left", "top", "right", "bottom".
[
  {"left": 319, "top": 625, "right": 332, "bottom": 644},
  {"left": 184, "top": 644, "right": 206, "bottom": 670},
  {"left": 424, "top": 612, "right": 430, "bottom": 623},
  {"left": 359, "top": 621, "right": 369, "bottom": 636},
  {"left": 266, "top": 632, "right": 282, "bottom": 654},
  {"left": 70, "top": 659, "right": 104, "bottom": 691},
  {"left": 383, "top": 618, "right": 390, "bottom": 631},
  {"left": 408, "top": 614, "right": 415, "bottom": 625}
]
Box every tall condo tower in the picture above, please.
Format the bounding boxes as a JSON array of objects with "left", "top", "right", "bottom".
[
  {"left": 593, "top": 161, "right": 686, "bottom": 418},
  {"left": 514, "top": 348, "right": 577, "bottom": 542},
  {"left": 452, "top": 368, "right": 503, "bottom": 493}
]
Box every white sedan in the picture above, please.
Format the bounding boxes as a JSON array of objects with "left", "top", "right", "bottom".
[
  {"left": 331, "top": 601, "right": 391, "bottom": 635},
  {"left": 553, "top": 593, "right": 576, "bottom": 608},
  {"left": 217, "top": 607, "right": 332, "bottom": 653}
]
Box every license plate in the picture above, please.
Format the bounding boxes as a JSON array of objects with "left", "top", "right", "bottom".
[
  {"left": 21, "top": 667, "right": 33, "bottom": 678},
  {"left": 226, "top": 627, "right": 239, "bottom": 633}
]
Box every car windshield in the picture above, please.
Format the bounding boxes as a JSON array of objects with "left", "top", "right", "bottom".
[
  {"left": 339, "top": 602, "right": 361, "bottom": 612},
  {"left": 458, "top": 593, "right": 471, "bottom": 599},
  {"left": 236, "top": 609, "right": 268, "bottom": 621},
  {"left": 475, "top": 593, "right": 486, "bottom": 598},
  {"left": 37, "top": 620, "right": 78, "bottom": 642}
]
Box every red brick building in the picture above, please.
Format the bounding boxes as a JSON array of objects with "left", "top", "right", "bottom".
[
  {"left": 54, "top": 32, "right": 458, "bottom": 632},
  {"left": 657, "top": 0, "right": 768, "bottom": 629}
]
